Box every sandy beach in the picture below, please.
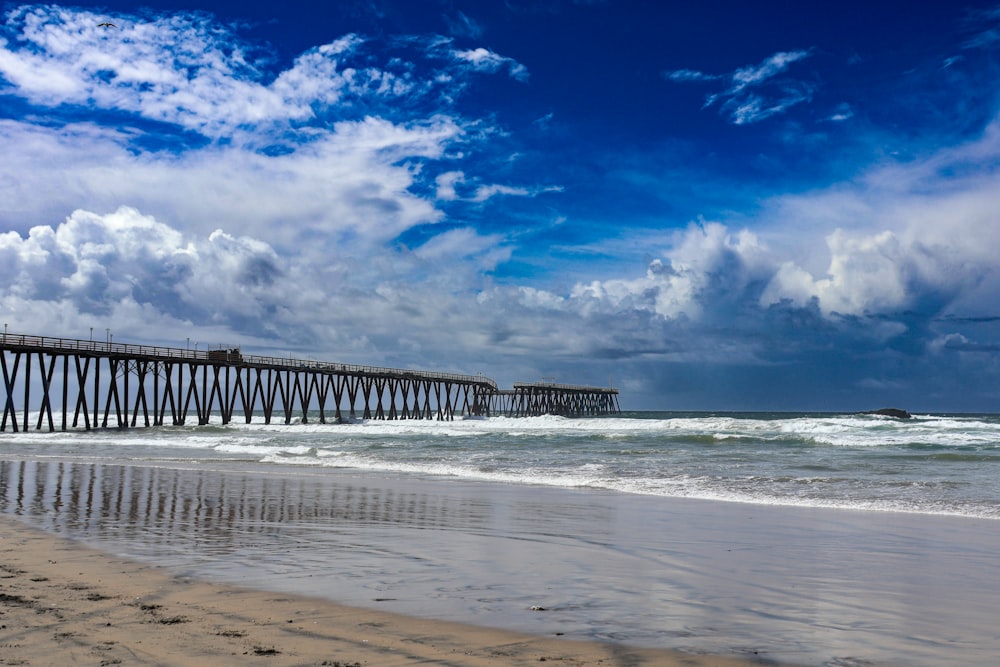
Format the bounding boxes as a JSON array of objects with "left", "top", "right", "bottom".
[
  {"left": 0, "top": 515, "right": 763, "bottom": 667},
  {"left": 3, "top": 456, "right": 1000, "bottom": 666}
]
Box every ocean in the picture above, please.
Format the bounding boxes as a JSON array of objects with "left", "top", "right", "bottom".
[
  {"left": 4, "top": 411, "right": 999, "bottom": 519},
  {"left": 3, "top": 411, "right": 1000, "bottom": 665}
]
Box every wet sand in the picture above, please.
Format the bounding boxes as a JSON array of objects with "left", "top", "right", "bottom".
[
  {"left": 4, "top": 459, "right": 1000, "bottom": 666},
  {"left": 0, "top": 515, "right": 763, "bottom": 666}
]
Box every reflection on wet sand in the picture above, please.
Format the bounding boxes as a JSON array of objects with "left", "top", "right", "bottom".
[
  {"left": 0, "top": 460, "right": 637, "bottom": 645},
  {"left": 1, "top": 460, "right": 496, "bottom": 555}
]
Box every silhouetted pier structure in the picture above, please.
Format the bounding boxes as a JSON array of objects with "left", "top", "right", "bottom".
[
  {"left": 0, "top": 333, "right": 619, "bottom": 432},
  {"left": 489, "top": 382, "right": 620, "bottom": 418}
]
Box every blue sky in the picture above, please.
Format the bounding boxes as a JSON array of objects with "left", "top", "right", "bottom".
[{"left": 1, "top": 1, "right": 999, "bottom": 411}]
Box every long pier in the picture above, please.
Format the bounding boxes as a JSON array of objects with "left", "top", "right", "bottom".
[{"left": 1, "top": 333, "right": 619, "bottom": 432}]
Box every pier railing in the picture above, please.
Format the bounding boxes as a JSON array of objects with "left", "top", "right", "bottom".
[
  {"left": 512, "top": 381, "right": 618, "bottom": 393},
  {"left": 0, "top": 333, "right": 497, "bottom": 389}
]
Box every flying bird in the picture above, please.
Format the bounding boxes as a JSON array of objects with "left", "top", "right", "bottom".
[{"left": 97, "top": 22, "right": 117, "bottom": 28}]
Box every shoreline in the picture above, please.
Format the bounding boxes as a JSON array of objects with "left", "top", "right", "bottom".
[{"left": 0, "top": 514, "right": 769, "bottom": 666}]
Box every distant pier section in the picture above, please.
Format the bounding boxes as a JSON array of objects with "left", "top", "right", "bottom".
[
  {"left": 488, "top": 382, "right": 620, "bottom": 418},
  {"left": 0, "top": 333, "right": 619, "bottom": 432}
]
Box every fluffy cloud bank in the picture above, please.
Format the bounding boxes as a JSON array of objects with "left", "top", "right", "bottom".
[
  {"left": 2, "top": 143, "right": 998, "bottom": 407},
  {"left": 1, "top": 208, "right": 297, "bottom": 337},
  {"left": 0, "top": 206, "right": 514, "bottom": 362}
]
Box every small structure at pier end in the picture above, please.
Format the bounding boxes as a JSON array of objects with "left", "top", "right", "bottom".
[{"left": 1, "top": 332, "right": 619, "bottom": 432}]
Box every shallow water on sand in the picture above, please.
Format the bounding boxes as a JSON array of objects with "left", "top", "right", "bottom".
[{"left": 2, "top": 458, "right": 999, "bottom": 667}]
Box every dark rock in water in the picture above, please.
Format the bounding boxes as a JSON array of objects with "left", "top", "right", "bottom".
[{"left": 860, "top": 408, "right": 912, "bottom": 419}]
